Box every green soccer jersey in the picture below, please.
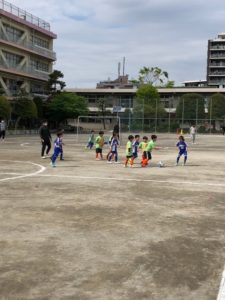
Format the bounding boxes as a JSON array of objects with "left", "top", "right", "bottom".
[
  {"left": 146, "top": 140, "right": 156, "bottom": 152},
  {"left": 139, "top": 141, "right": 148, "bottom": 152},
  {"left": 126, "top": 141, "right": 132, "bottom": 156},
  {"left": 95, "top": 136, "right": 104, "bottom": 149}
]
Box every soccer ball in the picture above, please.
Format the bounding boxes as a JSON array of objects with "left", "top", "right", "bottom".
[{"left": 158, "top": 161, "right": 164, "bottom": 168}]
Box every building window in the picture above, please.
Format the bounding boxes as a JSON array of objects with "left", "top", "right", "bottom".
[
  {"left": 30, "top": 59, "right": 49, "bottom": 72},
  {"left": 31, "top": 83, "right": 45, "bottom": 94},
  {"left": 2, "top": 51, "right": 23, "bottom": 68},
  {"left": 30, "top": 35, "right": 49, "bottom": 49},
  {"left": 118, "top": 96, "right": 133, "bottom": 108},
  {"left": 3, "top": 23, "right": 23, "bottom": 42}
]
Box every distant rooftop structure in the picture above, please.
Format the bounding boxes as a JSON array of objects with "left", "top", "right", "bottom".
[
  {"left": 217, "top": 33, "right": 225, "bottom": 39},
  {"left": 182, "top": 80, "right": 207, "bottom": 87},
  {"left": 0, "top": 0, "right": 56, "bottom": 37},
  {"left": 96, "top": 57, "right": 135, "bottom": 89},
  {"left": 96, "top": 75, "right": 135, "bottom": 89}
]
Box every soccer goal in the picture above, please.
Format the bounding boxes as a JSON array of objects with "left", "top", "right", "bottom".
[{"left": 74, "top": 115, "right": 121, "bottom": 144}]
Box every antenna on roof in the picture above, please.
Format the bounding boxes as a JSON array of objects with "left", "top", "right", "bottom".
[
  {"left": 118, "top": 62, "right": 121, "bottom": 77},
  {"left": 122, "top": 57, "right": 125, "bottom": 76}
]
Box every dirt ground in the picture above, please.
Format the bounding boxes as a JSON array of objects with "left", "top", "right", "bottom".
[{"left": 0, "top": 132, "right": 225, "bottom": 300}]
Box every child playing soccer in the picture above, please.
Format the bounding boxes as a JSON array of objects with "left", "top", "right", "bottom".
[
  {"left": 176, "top": 135, "right": 187, "bottom": 166},
  {"left": 95, "top": 131, "right": 104, "bottom": 160},
  {"left": 139, "top": 136, "right": 148, "bottom": 167},
  {"left": 107, "top": 133, "right": 119, "bottom": 163},
  {"left": 86, "top": 130, "right": 95, "bottom": 149},
  {"left": 106, "top": 133, "right": 114, "bottom": 160},
  {"left": 131, "top": 134, "right": 140, "bottom": 165},
  {"left": 59, "top": 129, "right": 65, "bottom": 160},
  {"left": 143, "top": 134, "right": 158, "bottom": 167},
  {"left": 50, "top": 131, "right": 64, "bottom": 167},
  {"left": 124, "top": 135, "right": 134, "bottom": 167}
]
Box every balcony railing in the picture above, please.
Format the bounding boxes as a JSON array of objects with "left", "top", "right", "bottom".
[
  {"left": 210, "top": 45, "right": 225, "bottom": 50},
  {"left": 0, "top": 33, "right": 56, "bottom": 60},
  {"left": 0, "top": 62, "right": 49, "bottom": 81},
  {"left": 210, "top": 54, "right": 225, "bottom": 58},
  {"left": 208, "top": 72, "right": 225, "bottom": 76},
  {"left": 0, "top": 0, "right": 50, "bottom": 31},
  {"left": 208, "top": 62, "right": 225, "bottom": 67},
  {"left": 208, "top": 79, "right": 225, "bottom": 85}
]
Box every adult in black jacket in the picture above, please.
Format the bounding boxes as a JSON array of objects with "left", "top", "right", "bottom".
[
  {"left": 39, "top": 121, "right": 52, "bottom": 158},
  {"left": 113, "top": 123, "right": 120, "bottom": 138}
]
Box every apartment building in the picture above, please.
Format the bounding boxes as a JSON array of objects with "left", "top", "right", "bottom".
[
  {"left": 207, "top": 33, "right": 225, "bottom": 87},
  {"left": 0, "top": 0, "right": 57, "bottom": 96}
]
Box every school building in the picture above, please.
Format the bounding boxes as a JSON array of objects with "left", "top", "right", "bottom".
[
  {"left": 0, "top": 0, "right": 57, "bottom": 97},
  {"left": 66, "top": 86, "right": 225, "bottom": 116}
]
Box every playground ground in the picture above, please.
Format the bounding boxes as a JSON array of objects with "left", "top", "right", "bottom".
[{"left": 0, "top": 132, "right": 225, "bottom": 300}]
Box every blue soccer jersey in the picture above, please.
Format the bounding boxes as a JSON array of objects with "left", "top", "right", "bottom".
[
  {"left": 54, "top": 137, "right": 63, "bottom": 149},
  {"left": 111, "top": 138, "right": 119, "bottom": 152},
  {"left": 132, "top": 140, "right": 139, "bottom": 154},
  {"left": 176, "top": 141, "right": 187, "bottom": 153}
]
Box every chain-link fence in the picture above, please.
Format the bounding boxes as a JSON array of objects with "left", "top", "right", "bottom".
[{"left": 119, "top": 117, "right": 225, "bottom": 134}]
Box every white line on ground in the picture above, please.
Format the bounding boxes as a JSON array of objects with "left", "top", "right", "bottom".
[
  {"left": 0, "top": 173, "right": 24, "bottom": 176},
  {"left": 0, "top": 160, "right": 46, "bottom": 182},
  {"left": 39, "top": 174, "right": 225, "bottom": 187},
  {"left": 217, "top": 268, "right": 225, "bottom": 300}
]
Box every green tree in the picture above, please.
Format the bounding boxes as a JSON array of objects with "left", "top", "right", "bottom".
[
  {"left": 138, "top": 66, "right": 169, "bottom": 86},
  {"left": 208, "top": 93, "right": 225, "bottom": 119},
  {"left": 33, "top": 96, "right": 44, "bottom": 120},
  {"left": 13, "top": 89, "right": 37, "bottom": 129},
  {"left": 0, "top": 96, "right": 11, "bottom": 119},
  {"left": 96, "top": 97, "right": 112, "bottom": 129},
  {"left": 134, "top": 84, "right": 165, "bottom": 118},
  {"left": 46, "top": 70, "right": 66, "bottom": 95},
  {"left": 0, "top": 83, "right": 5, "bottom": 96},
  {"left": 176, "top": 93, "right": 205, "bottom": 120},
  {"left": 164, "top": 80, "right": 175, "bottom": 88},
  {"left": 47, "top": 92, "right": 88, "bottom": 124}
]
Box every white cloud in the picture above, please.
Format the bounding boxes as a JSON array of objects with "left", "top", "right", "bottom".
[{"left": 9, "top": 0, "right": 225, "bottom": 87}]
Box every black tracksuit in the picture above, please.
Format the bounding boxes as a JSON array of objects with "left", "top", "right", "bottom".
[{"left": 39, "top": 125, "right": 52, "bottom": 156}]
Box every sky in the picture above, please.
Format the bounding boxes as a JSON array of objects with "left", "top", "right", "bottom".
[{"left": 10, "top": 0, "right": 225, "bottom": 88}]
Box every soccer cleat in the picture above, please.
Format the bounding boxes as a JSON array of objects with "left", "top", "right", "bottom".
[
  {"left": 107, "top": 161, "right": 112, "bottom": 163},
  {"left": 42, "top": 156, "right": 46, "bottom": 159},
  {"left": 50, "top": 162, "right": 56, "bottom": 167}
]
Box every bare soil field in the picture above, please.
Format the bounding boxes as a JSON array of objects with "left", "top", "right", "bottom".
[{"left": 0, "top": 133, "right": 225, "bottom": 300}]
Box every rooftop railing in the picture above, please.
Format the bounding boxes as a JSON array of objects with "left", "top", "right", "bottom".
[{"left": 0, "top": 0, "right": 50, "bottom": 31}]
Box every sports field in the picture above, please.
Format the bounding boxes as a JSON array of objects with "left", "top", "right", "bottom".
[{"left": 0, "top": 133, "right": 225, "bottom": 300}]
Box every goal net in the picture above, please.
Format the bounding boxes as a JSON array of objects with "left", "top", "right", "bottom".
[{"left": 71, "top": 116, "right": 121, "bottom": 144}]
